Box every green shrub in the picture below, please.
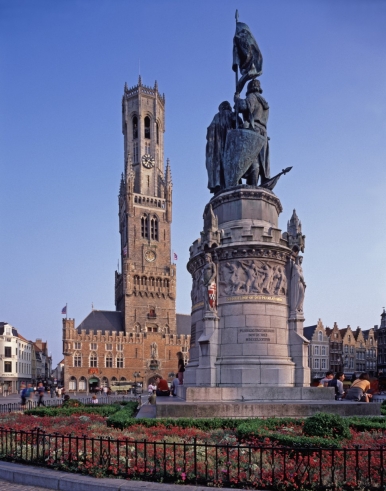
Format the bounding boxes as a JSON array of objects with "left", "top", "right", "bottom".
[
  {"left": 303, "top": 413, "right": 351, "bottom": 440},
  {"left": 62, "top": 398, "right": 84, "bottom": 408},
  {"left": 105, "top": 401, "right": 139, "bottom": 428},
  {"left": 25, "top": 404, "right": 121, "bottom": 418}
]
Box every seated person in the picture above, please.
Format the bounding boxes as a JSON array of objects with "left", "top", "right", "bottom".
[
  {"left": 328, "top": 372, "right": 345, "bottom": 400},
  {"left": 346, "top": 372, "right": 372, "bottom": 402},
  {"left": 155, "top": 375, "right": 170, "bottom": 396},
  {"left": 320, "top": 371, "right": 334, "bottom": 387}
]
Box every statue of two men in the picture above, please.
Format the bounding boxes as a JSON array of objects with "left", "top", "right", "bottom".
[{"left": 206, "top": 80, "right": 270, "bottom": 193}]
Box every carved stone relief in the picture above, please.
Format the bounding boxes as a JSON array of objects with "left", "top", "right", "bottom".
[{"left": 219, "top": 259, "right": 288, "bottom": 296}]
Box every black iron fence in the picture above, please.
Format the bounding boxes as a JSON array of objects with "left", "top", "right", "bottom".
[
  {"left": 0, "top": 395, "right": 139, "bottom": 413},
  {"left": 0, "top": 427, "right": 385, "bottom": 489}
]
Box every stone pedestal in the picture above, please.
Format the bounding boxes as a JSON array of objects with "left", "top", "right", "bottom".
[{"left": 185, "top": 185, "right": 310, "bottom": 388}]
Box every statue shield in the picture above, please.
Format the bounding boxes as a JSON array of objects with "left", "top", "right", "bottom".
[
  {"left": 208, "top": 282, "right": 217, "bottom": 310},
  {"left": 223, "top": 129, "right": 266, "bottom": 188}
]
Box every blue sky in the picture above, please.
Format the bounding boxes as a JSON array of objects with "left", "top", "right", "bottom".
[{"left": 1, "top": 0, "right": 386, "bottom": 364}]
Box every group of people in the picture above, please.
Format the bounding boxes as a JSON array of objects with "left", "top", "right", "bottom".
[
  {"left": 319, "top": 371, "right": 373, "bottom": 402},
  {"left": 147, "top": 360, "right": 185, "bottom": 404},
  {"left": 20, "top": 383, "right": 66, "bottom": 407}
]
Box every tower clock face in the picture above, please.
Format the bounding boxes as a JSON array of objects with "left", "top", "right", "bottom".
[
  {"left": 141, "top": 154, "right": 155, "bottom": 169},
  {"left": 145, "top": 250, "right": 156, "bottom": 262}
]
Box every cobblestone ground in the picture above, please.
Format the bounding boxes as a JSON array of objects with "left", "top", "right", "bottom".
[{"left": 0, "top": 480, "right": 51, "bottom": 491}]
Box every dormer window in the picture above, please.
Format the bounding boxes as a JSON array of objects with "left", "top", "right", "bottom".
[{"left": 144, "top": 116, "right": 150, "bottom": 139}]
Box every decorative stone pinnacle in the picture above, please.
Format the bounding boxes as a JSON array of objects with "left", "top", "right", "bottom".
[{"left": 138, "top": 74, "right": 142, "bottom": 86}]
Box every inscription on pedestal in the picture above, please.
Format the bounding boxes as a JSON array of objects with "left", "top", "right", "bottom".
[
  {"left": 238, "top": 327, "right": 275, "bottom": 343},
  {"left": 225, "top": 295, "right": 283, "bottom": 303}
]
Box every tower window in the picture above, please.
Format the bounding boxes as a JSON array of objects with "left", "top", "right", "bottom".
[
  {"left": 133, "top": 116, "right": 138, "bottom": 139},
  {"left": 133, "top": 142, "right": 138, "bottom": 163},
  {"left": 144, "top": 116, "right": 150, "bottom": 139},
  {"left": 141, "top": 215, "right": 149, "bottom": 239},
  {"left": 156, "top": 123, "right": 159, "bottom": 144},
  {"left": 150, "top": 216, "right": 158, "bottom": 240}
]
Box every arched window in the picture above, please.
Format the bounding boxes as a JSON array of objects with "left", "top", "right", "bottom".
[
  {"left": 156, "top": 122, "right": 159, "bottom": 144},
  {"left": 141, "top": 215, "right": 149, "bottom": 239},
  {"left": 134, "top": 275, "right": 140, "bottom": 285},
  {"left": 116, "top": 355, "right": 124, "bottom": 368},
  {"left": 150, "top": 216, "right": 158, "bottom": 240},
  {"left": 141, "top": 276, "right": 147, "bottom": 286},
  {"left": 102, "top": 377, "right": 109, "bottom": 387},
  {"left": 164, "top": 279, "right": 169, "bottom": 288},
  {"left": 90, "top": 352, "right": 98, "bottom": 368},
  {"left": 120, "top": 376, "right": 127, "bottom": 381},
  {"left": 73, "top": 352, "right": 82, "bottom": 367},
  {"left": 111, "top": 376, "right": 117, "bottom": 382},
  {"left": 79, "top": 376, "right": 86, "bottom": 391},
  {"left": 105, "top": 352, "right": 113, "bottom": 368},
  {"left": 132, "top": 116, "right": 138, "bottom": 139},
  {"left": 318, "top": 331, "right": 323, "bottom": 342},
  {"left": 69, "top": 376, "right": 77, "bottom": 391},
  {"left": 144, "top": 116, "right": 150, "bottom": 139}
]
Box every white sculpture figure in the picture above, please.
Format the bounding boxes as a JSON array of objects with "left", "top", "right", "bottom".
[
  {"left": 201, "top": 253, "right": 217, "bottom": 311},
  {"left": 150, "top": 342, "right": 158, "bottom": 359},
  {"left": 290, "top": 256, "right": 306, "bottom": 314}
]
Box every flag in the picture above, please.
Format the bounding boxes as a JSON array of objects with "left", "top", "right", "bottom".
[
  {"left": 61, "top": 305, "right": 67, "bottom": 315},
  {"left": 123, "top": 245, "right": 127, "bottom": 257},
  {"left": 173, "top": 252, "right": 178, "bottom": 261}
]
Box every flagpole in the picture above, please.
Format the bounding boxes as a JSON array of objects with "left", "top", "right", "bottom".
[{"left": 66, "top": 303, "right": 68, "bottom": 319}]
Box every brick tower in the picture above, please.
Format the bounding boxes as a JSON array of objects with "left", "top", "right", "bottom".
[{"left": 115, "top": 76, "right": 176, "bottom": 336}]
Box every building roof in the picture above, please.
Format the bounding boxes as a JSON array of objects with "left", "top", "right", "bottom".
[
  {"left": 325, "top": 327, "right": 332, "bottom": 337},
  {"left": 0, "top": 322, "right": 18, "bottom": 337},
  {"left": 303, "top": 325, "right": 317, "bottom": 341},
  {"left": 176, "top": 314, "right": 191, "bottom": 335},
  {"left": 76, "top": 310, "right": 124, "bottom": 334}
]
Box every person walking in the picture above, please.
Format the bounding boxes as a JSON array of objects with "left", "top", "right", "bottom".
[{"left": 37, "top": 382, "right": 45, "bottom": 407}]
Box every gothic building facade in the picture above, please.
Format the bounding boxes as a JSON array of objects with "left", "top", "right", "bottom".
[{"left": 62, "top": 78, "right": 190, "bottom": 393}]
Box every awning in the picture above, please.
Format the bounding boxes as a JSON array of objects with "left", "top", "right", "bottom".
[{"left": 89, "top": 377, "right": 99, "bottom": 383}]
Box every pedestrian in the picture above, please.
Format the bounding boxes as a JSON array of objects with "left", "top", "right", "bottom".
[
  {"left": 26, "top": 383, "right": 34, "bottom": 407},
  {"left": 103, "top": 386, "right": 108, "bottom": 398},
  {"left": 177, "top": 358, "right": 185, "bottom": 385},
  {"left": 148, "top": 380, "right": 157, "bottom": 394},
  {"left": 91, "top": 394, "right": 98, "bottom": 404},
  {"left": 3, "top": 384, "right": 9, "bottom": 397},
  {"left": 57, "top": 387, "right": 62, "bottom": 398},
  {"left": 50, "top": 386, "right": 55, "bottom": 398},
  {"left": 20, "top": 386, "right": 27, "bottom": 408},
  {"left": 37, "top": 382, "right": 45, "bottom": 407}
]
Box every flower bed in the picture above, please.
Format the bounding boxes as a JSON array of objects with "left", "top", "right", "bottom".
[{"left": 0, "top": 411, "right": 386, "bottom": 489}]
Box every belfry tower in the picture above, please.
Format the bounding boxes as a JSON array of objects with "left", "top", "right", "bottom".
[{"left": 115, "top": 77, "right": 176, "bottom": 335}]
